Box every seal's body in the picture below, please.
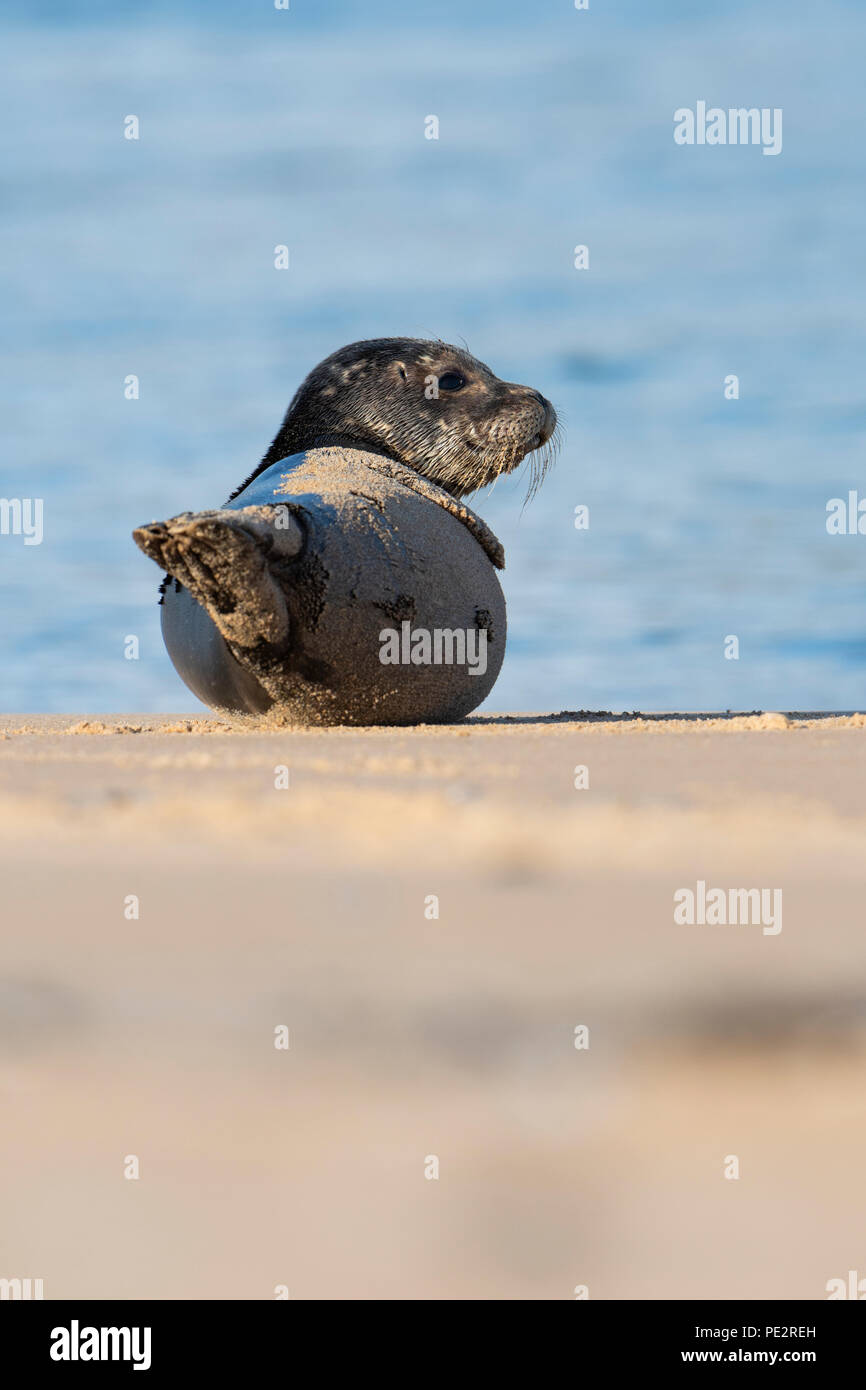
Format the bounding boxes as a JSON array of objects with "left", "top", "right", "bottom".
[
  {"left": 134, "top": 339, "right": 556, "bottom": 726},
  {"left": 161, "top": 447, "right": 507, "bottom": 725}
]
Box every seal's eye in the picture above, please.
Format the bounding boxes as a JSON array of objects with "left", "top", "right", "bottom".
[{"left": 438, "top": 371, "right": 465, "bottom": 392}]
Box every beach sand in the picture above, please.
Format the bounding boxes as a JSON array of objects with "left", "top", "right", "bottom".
[{"left": 1, "top": 710, "right": 864, "bottom": 1300}]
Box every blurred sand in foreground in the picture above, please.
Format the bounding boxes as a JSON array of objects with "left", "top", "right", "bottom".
[{"left": 1, "top": 710, "right": 864, "bottom": 1300}]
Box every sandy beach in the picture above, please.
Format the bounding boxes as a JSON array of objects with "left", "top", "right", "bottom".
[{"left": 1, "top": 710, "right": 864, "bottom": 1300}]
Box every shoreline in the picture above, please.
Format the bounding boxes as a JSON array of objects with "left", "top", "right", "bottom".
[{"left": 1, "top": 710, "right": 864, "bottom": 1298}]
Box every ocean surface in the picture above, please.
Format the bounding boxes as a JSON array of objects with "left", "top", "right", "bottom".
[{"left": 2, "top": 0, "right": 865, "bottom": 713}]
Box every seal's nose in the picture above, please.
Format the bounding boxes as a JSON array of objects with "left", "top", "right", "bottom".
[
  {"left": 506, "top": 382, "right": 557, "bottom": 446},
  {"left": 536, "top": 393, "right": 556, "bottom": 444}
]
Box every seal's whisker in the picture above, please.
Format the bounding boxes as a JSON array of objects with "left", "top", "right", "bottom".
[{"left": 519, "top": 418, "right": 562, "bottom": 510}]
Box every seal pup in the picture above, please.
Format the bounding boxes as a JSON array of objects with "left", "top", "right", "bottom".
[{"left": 133, "top": 338, "right": 557, "bottom": 726}]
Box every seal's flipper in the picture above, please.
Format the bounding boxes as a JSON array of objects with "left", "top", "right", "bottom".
[{"left": 133, "top": 506, "right": 304, "bottom": 649}]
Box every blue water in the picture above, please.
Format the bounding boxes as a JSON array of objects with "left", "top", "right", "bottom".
[{"left": 2, "top": 0, "right": 865, "bottom": 713}]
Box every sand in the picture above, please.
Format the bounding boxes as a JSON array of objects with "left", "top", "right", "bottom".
[{"left": 1, "top": 710, "right": 864, "bottom": 1300}]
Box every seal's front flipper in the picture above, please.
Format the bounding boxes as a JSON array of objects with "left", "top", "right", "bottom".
[{"left": 133, "top": 505, "right": 303, "bottom": 649}]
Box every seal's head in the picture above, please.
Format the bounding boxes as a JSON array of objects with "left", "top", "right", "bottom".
[{"left": 246, "top": 338, "right": 558, "bottom": 501}]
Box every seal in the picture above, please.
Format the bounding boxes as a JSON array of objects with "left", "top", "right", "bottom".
[{"left": 133, "top": 338, "right": 557, "bottom": 726}]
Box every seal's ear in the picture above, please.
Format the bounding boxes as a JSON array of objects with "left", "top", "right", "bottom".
[{"left": 394, "top": 361, "right": 409, "bottom": 384}]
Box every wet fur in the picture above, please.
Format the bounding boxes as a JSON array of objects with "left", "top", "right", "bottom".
[{"left": 227, "top": 338, "right": 558, "bottom": 504}]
